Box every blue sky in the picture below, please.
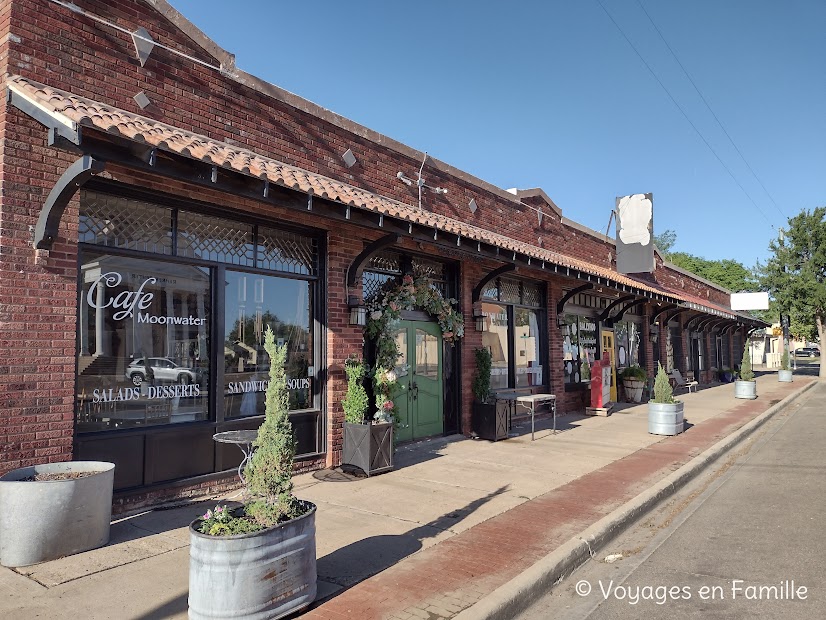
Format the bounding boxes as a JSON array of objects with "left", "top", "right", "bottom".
[{"left": 169, "top": 0, "right": 824, "bottom": 268}]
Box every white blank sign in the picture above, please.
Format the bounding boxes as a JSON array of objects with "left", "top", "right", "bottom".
[{"left": 731, "top": 292, "right": 769, "bottom": 310}]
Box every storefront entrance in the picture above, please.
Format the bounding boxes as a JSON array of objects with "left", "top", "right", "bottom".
[{"left": 393, "top": 320, "right": 444, "bottom": 442}]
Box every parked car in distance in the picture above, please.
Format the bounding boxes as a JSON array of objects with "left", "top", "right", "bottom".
[
  {"left": 126, "top": 357, "right": 199, "bottom": 386},
  {"left": 793, "top": 347, "right": 820, "bottom": 358}
]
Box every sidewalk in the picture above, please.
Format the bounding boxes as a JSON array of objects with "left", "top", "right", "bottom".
[{"left": 0, "top": 372, "right": 816, "bottom": 620}]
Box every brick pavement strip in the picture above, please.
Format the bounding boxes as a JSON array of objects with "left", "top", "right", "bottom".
[{"left": 301, "top": 379, "right": 812, "bottom": 620}]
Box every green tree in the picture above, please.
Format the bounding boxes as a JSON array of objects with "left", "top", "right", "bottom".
[
  {"left": 654, "top": 229, "right": 677, "bottom": 256},
  {"left": 668, "top": 252, "right": 758, "bottom": 293},
  {"left": 760, "top": 207, "right": 826, "bottom": 378}
]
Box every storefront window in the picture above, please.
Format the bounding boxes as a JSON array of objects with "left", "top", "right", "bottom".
[
  {"left": 76, "top": 253, "right": 210, "bottom": 431},
  {"left": 515, "top": 308, "right": 542, "bottom": 388},
  {"left": 223, "top": 271, "right": 312, "bottom": 418},
  {"left": 481, "top": 302, "right": 509, "bottom": 391},
  {"left": 563, "top": 314, "right": 597, "bottom": 386},
  {"left": 614, "top": 320, "right": 642, "bottom": 369},
  {"left": 480, "top": 279, "right": 544, "bottom": 391}
]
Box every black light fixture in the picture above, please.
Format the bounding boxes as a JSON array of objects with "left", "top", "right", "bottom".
[
  {"left": 348, "top": 295, "right": 367, "bottom": 327},
  {"left": 472, "top": 301, "right": 487, "bottom": 332}
]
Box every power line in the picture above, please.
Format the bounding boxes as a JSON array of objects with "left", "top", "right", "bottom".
[
  {"left": 596, "top": 0, "right": 778, "bottom": 229},
  {"left": 636, "top": 0, "right": 786, "bottom": 219}
]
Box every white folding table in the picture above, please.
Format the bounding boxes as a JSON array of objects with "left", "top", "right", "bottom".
[{"left": 516, "top": 393, "right": 557, "bottom": 440}]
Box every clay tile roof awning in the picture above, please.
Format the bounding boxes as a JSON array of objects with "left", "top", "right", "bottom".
[{"left": 6, "top": 74, "right": 729, "bottom": 308}]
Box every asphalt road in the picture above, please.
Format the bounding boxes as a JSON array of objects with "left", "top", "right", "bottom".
[{"left": 519, "top": 380, "right": 825, "bottom": 620}]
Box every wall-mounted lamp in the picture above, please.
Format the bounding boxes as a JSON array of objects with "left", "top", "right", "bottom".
[
  {"left": 473, "top": 300, "right": 487, "bottom": 332},
  {"left": 348, "top": 295, "right": 367, "bottom": 326}
]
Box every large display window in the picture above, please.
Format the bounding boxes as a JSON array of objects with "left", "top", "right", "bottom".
[
  {"left": 562, "top": 314, "right": 597, "bottom": 387},
  {"left": 76, "top": 253, "right": 211, "bottom": 431},
  {"left": 479, "top": 278, "right": 545, "bottom": 391},
  {"left": 75, "top": 188, "right": 323, "bottom": 490}
]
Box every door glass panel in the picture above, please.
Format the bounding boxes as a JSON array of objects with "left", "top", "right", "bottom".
[
  {"left": 224, "top": 271, "right": 312, "bottom": 418},
  {"left": 394, "top": 329, "right": 408, "bottom": 378},
  {"left": 415, "top": 329, "right": 439, "bottom": 379}
]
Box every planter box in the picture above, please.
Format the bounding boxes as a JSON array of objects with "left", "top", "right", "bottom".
[
  {"left": 342, "top": 422, "right": 394, "bottom": 476},
  {"left": 622, "top": 378, "right": 645, "bottom": 403},
  {"left": 734, "top": 379, "right": 757, "bottom": 399},
  {"left": 0, "top": 461, "right": 115, "bottom": 567},
  {"left": 648, "top": 401, "right": 685, "bottom": 436},
  {"left": 472, "top": 400, "right": 508, "bottom": 441},
  {"left": 778, "top": 369, "right": 793, "bottom": 383},
  {"left": 189, "top": 500, "right": 317, "bottom": 620}
]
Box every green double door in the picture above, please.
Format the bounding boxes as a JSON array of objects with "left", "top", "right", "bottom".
[{"left": 392, "top": 320, "right": 443, "bottom": 442}]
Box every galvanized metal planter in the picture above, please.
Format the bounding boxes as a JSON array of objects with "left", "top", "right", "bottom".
[
  {"left": 189, "top": 500, "right": 317, "bottom": 620},
  {"left": 0, "top": 461, "right": 115, "bottom": 567},
  {"left": 342, "top": 422, "right": 394, "bottom": 476},
  {"left": 778, "top": 370, "right": 793, "bottom": 383},
  {"left": 648, "top": 401, "right": 685, "bottom": 436},
  {"left": 734, "top": 379, "right": 758, "bottom": 399}
]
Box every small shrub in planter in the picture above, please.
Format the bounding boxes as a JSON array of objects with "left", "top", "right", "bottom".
[
  {"left": 619, "top": 365, "right": 647, "bottom": 403},
  {"left": 735, "top": 344, "right": 757, "bottom": 399},
  {"left": 648, "top": 363, "right": 684, "bottom": 435},
  {"left": 472, "top": 348, "right": 507, "bottom": 441},
  {"left": 341, "top": 357, "right": 393, "bottom": 476},
  {"left": 188, "top": 326, "right": 316, "bottom": 620}
]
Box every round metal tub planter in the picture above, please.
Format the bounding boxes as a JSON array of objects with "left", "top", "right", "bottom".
[
  {"left": 648, "top": 401, "right": 685, "bottom": 436},
  {"left": 734, "top": 379, "right": 758, "bottom": 399},
  {"left": 0, "top": 461, "right": 115, "bottom": 567},
  {"left": 778, "top": 370, "right": 793, "bottom": 383},
  {"left": 188, "top": 500, "right": 317, "bottom": 620}
]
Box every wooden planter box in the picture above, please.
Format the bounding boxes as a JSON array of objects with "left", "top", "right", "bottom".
[
  {"left": 472, "top": 400, "right": 509, "bottom": 441},
  {"left": 342, "top": 422, "right": 394, "bottom": 476}
]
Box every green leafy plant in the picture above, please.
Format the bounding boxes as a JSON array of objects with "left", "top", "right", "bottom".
[
  {"left": 342, "top": 357, "right": 369, "bottom": 424},
  {"left": 780, "top": 349, "right": 790, "bottom": 371},
  {"left": 196, "top": 326, "right": 304, "bottom": 535},
  {"left": 620, "top": 365, "right": 647, "bottom": 381},
  {"left": 652, "top": 363, "right": 676, "bottom": 404},
  {"left": 739, "top": 344, "right": 755, "bottom": 382},
  {"left": 472, "top": 348, "right": 493, "bottom": 404}
]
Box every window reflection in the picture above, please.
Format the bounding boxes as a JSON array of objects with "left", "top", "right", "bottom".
[
  {"left": 223, "top": 272, "right": 312, "bottom": 418},
  {"left": 481, "top": 302, "right": 509, "bottom": 391}
]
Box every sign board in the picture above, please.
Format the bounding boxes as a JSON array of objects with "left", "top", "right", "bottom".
[
  {"left": 615, "top": 193, "right": 655, "bottom": 274},
  {"left": 730, "top": 292, "right": 769, "bottom": 311}
]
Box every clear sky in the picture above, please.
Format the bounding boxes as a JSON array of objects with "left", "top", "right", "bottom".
[{"left": 168, "top": 0, "right": 824, "bottom": 269}]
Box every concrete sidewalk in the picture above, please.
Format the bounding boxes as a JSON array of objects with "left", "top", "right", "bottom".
[{"left": 0, "top": 372, "right": 816, "bottom": 620}]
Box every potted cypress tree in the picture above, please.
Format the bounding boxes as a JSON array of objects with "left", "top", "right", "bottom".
[
  {"left": 341, "top": 356, "right": 393, "bottom": 476},
  {"left": 471, "top": 348, "right": 507, "bottom": 441},
  {"left": 188, "top": 326, "right": 316, "bottom": 620},
  {"left": 778, "top": 348, "right": 793, "bottom": 382},
  {"left": 648, "top": 363, "right": 685, "bottom": 435},
  {"left": 619, "top": 365, "right": 647, "bottom": 403},
  {"left": 734, "top": 344, "right": 758, "bottom": 399}
]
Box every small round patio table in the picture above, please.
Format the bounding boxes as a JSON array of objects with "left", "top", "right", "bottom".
[{"left": 213, "top": 430, "right": 259, "bottom": 484}]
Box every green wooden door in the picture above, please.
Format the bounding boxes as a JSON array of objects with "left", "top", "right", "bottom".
[{"left": 393, "top": 320, "right": 443, "bottom": 442}]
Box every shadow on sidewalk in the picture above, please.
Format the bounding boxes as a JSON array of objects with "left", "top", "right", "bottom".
[{"left": 312, "top": 484, "right": 510, "bottom": 604}]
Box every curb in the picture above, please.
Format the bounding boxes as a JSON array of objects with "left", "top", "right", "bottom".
[{"left": 455, "top": 379, "right": 819, "bottom": 620}]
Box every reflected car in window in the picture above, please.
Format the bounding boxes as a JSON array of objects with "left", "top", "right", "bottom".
[{"left": 126, "top": 357, "right": 199, "bottom": 386}]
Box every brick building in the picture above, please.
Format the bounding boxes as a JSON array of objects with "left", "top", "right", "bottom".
[{"left": 0, "top": 0, "right": 765, "bottom": 509}]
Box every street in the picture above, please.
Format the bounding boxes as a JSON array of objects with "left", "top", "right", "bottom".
[{"left": 519, "top": 380, "right": 824, "bottom": 620}]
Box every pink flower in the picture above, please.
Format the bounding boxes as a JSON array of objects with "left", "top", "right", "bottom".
[
  {"left": 403, "top": 275, "right": 414, "bottom": 285},
  {"left": 444, "top": 331, "right": 453, "bottom": 339},
  {"left": 383, "top": 400, "right": 394, "bottom": 411},
  {"left": 390, "top": 302, "right": 398, "bottom": 311}
]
